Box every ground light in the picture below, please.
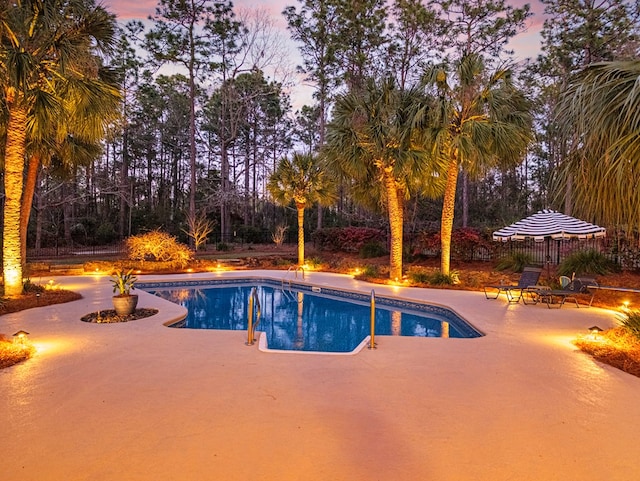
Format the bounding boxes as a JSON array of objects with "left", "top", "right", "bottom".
[
  {"left": 12, "top": 330, "right": 29, "bottom": 343},
  {"left": 588, "top": 325, "right": 603, "bottom": 341}
]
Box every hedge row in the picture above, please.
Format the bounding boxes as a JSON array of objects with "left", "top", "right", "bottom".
[{"left": 312, "top": 227, "right": 386, "bottom": 253}]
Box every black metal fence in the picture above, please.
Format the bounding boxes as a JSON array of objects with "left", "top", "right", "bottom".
[
  {"left": 24, "top": 230, "right": 634, "bottom": 271},
  {"left": 492, "top": 237, "right": 608, "bottom": 265},
  {"left": 27, "top": 243, "right": 128, "bottom": 260},
  {"left": 25, "top": 229, "right": 299, "bottom": 261}
]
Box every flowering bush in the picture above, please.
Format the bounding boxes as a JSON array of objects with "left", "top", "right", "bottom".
[
  {"left": 416, "top": 227, "right": 491, "bottom": 262},
  {"left": 312, "top": 227, "right": 386, "bottom": 253}
]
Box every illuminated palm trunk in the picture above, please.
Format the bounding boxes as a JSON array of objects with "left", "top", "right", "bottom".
[
  {"left": 440, "top": 158, "right": 460, "bottom": 276},
  {"left": 296, "top": 203, "right": 305, "bottom": 266},
  {"left": 3, "top": 101, "right": 27, "bottom": 296},
  {"left": 383, "top": 170, "right": 403, "bottom": 281}
]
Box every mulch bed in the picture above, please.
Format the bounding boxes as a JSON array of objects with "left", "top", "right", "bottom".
[
  {"left": 81, "top": 308, "right": 158, "bottom": 323},
  {"left": 0, "top": 290, "right": 82, "bottom": 315}
]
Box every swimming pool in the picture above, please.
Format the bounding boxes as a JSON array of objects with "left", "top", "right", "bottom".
[{"left": 141, "top": 278, "right": 482, "bottom": 353}]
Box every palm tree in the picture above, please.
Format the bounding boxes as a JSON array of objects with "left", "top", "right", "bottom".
[
  {"left": 555, "top": 61, "right": 640, "bottom": 231},
  {"left": 267, "top": 153, "right": 336, "bottom": 266},
  {"left": 0, "top": 0, "right": 119, "bottom": 296},
  {"left": 423, "top": 54, "right": 532, "bottom": 275},
  {"left": 325, "top": 78, "right": 445, "bottom": 280}
]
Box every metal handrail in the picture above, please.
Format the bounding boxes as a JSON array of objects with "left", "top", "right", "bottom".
[
  {"left": 296, "top": 266, "right": 305, "bottom": 280},
  {"left": 368, "top": 289, "right": 377, "bottom": 350},
  {"left": 246, "top": 287, "right": 262, "bottom": 346},
  {"left": 286, "top": 265, "right": 306, "bottom": 279},
  {"left": 282, "top": 265, "right": 306, "bottom": 291}
]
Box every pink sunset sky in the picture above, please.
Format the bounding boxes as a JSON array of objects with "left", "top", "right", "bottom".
[{"left": 100, "top": 0, "right": 548, "bottom": 108}]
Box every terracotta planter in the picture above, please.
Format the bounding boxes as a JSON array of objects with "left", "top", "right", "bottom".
[{"left": 112, "top": 294, "right": 138, "bottom": 316}]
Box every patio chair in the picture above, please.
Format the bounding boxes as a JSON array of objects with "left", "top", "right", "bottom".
[
  {"left": 484, "top": 266, "right": 543, "bottom": 304},
  {"left": 537, "top": 277, "right": 598, "bottom": 309}
]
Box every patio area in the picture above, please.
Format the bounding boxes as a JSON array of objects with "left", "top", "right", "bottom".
[{"left": 1, "top": 270, "right": 639, "bottom": 481}]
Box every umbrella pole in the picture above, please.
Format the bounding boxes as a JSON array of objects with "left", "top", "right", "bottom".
[{"left": 545, "top": 237, "right": 551, "bottom": 280}]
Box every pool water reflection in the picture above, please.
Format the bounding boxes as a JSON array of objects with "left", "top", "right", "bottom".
[{"left": 152, "top": 284, "right": 480, "bottom": 353}]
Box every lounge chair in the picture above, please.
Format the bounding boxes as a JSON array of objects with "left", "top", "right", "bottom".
[
  {"left": 484, "top": 266, "right": 543, "bottom": 303},
  {"left": 536, "top": 277, "right": 598, "bottom": 308}
]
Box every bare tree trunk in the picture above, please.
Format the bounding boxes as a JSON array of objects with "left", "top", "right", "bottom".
[
  {"left": 220, "top": 140, "right": 231, "bottom": 242},
  {"left": 119, "top": 128, "right": 129, "bottom": 238},
  {"left": 188, "top": 63, "right": 197, "bottom": 228},
  {"left": 35, "top": 187, "right": 43, "bottom": 250},
  {"left": 244, "top": 131, "right": 250, "bottom": 226},
  {"left": 171, "top": 150, "right": 179, "bottom": 221},
  {"left": 63, "top": 182, "right": 73, "bottom": 246},
  {"left": 20, "top": 155, "right": 40, "bottom": 262},
  {"left": 461, "top": 171, "right": 469, "bottom": 228},
  {"left": 317, "top": 205, "right": 323, "bottom": 230}
]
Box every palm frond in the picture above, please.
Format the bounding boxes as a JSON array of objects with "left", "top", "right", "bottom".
[{"left": 556, "top": 61, "right": 640, "bottom": 230}]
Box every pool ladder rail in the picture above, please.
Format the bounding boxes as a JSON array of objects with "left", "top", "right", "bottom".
[
  {"left": 281, "top": 266, "right": 306, "bottom": 301},
  {"left": 246, "top": 287, "right": 262, "bottom": 346},
  {"left": 282, "top": 265, "right": 305, "bottom": 288},
  {"left": 369, "top": 289, "right": 377, "bottom": 350},
  {"left": 246, "top": 283, "right": 378, "bottom": 350}
]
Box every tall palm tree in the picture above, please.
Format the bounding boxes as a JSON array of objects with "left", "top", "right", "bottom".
[
  {"left": 0, "top": 0, "right": 119, "bottom": 296},
  {"left": 556, "top": 61, "right": 640, "bottom": 231},
  {"left": 325, "top": 78, "right": 445, "bottom": 280},
  {"left": 267, "top": 153, "right": 336, "bottom": 266},
  {"left": 423, "top": 54, "right": 532, "bottom": 275}
]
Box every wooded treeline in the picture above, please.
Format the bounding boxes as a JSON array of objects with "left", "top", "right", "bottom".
[{"left": 10, "top": 0, "right": 640, "bottom": 252}]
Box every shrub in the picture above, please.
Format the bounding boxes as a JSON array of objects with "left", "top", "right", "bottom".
[
  {"left": 305, "top": 256, "right": 324, "bottom": 269},
  {"left": 184, "top": 212, "right": 215, "bottom": 251},
  {"left": 95, "top": 222, "right": 117, "bottom": 244},
  {"left": 126, "top": 230, "right": 193, "bottom": 268},
  {"left": 428, "top": 270, "right": 460, "bottom": 285},
  {"left": 360, "top": 241, "right": 387, "bottom": 259},
  {"left": 22, "top": 278, "right": 44, "bottom": 294},
  {"left": 216, "top": 242, "right": 230, "bottom": 251},
  {"left": 272, "top": 225, "right": 288, "bottom": 246},
  {"left": 408, "top": 269, "right": 431, "bottom": 284},
  {"left": 558, "top": 249, "right": 616, "bottom": 277},
  {"left": 620, "top": 310, "right": 640, "bottom": 341},
  {"left": 495, "top": 252, "right": 535, "bottom": 272},
  {"left": 361, "top": 264, "right": 380, "bottom": 278},
  {"left": 403, "top": 244, "right": 417, "bottom": 263},
  {"left": 416, "top": 227, "right": 490, "bottom": 261},
  {"left": 312, "top": 227, "right": 385, "bottom": 253},
  {"left": 0, "top": 334, "right": 35, "bottom": 369}
]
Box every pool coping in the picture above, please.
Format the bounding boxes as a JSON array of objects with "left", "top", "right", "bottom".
[{"left": 1, "top": 269, "right": 635, "bottom": 481}]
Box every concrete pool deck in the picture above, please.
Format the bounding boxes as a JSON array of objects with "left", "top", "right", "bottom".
[{"left": 1, "top": 270, "right": 639, "bottom": 480}]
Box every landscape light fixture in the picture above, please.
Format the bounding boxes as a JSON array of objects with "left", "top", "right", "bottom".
[
  {"left": 12, "top": 330, "right": 30, "bottom": 344},
  {"left": 588, "top": 325, "right": 603, "bottom": 340}
]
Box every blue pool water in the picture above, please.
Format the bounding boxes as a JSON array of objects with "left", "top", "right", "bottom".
[{"left": 144, "top": 280, "right": 482, "bottom": 353}]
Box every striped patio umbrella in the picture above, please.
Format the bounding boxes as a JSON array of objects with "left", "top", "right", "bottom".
[{"left": 492, "top": 209, "right": 606, "bottom": 242}]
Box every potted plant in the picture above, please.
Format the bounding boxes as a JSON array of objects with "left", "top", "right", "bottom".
[{"left": 110, "top": 269, "right": 138, "bottom": 316}]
